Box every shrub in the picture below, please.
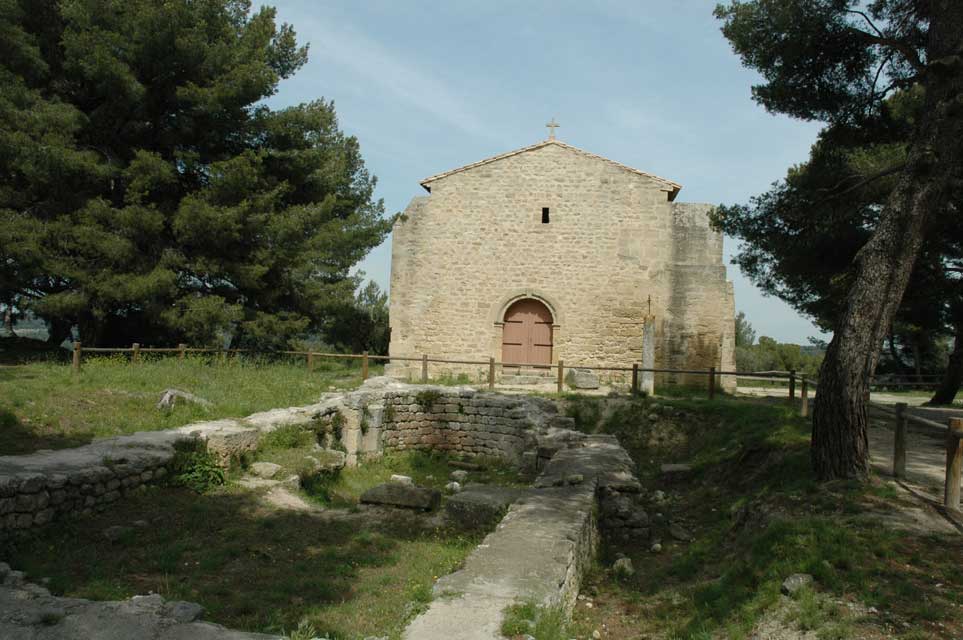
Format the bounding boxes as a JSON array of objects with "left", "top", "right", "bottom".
[
  {"left": 169, "top": 440, "right": 225, "bottom": 493},
  {"left": 262, "top": 424, "right": 314, "bottom": 449}
]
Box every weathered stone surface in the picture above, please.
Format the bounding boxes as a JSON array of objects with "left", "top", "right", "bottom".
[
  {"left": 0, "top": 570, "right": 280, "bottom": 639},
  {"left": 668, "top": 522, "right": 693, "bottom": 542},
  {"left": 444, "top": 481, "right": 462, "bottom": 494},
  {"left": 445, "top": 486, "right": 528, "bottom": 529},
  {"left": 660, "top": 463, "right": 692, "bottom": 476},
  {"left": 613, "top": 557, "right": 635, "bottom": 577},
  {"left": 449, "top": 470, "right": 469, "bottom": 482},
  {"left": 566, "top": 368, "right": 600, "bottom": 390},
  {"left": 360, "top": 483, "right": 441, "bottom": 511},
  {"left": 404, "top": 432, "right": 647, "bottom": 640},
  {"left": 156, "top": 389, "right": 212, "bottom": 411},
  {"left": 781, "top": 573, "right": 814, "bottom": 596},
  {"left": 249, "top": 462, "right": 281, "bottom": 479}
]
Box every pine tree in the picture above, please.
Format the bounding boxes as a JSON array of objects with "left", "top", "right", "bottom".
[{"left": 0, "top": 0, "right": 391, "bottom": 348}]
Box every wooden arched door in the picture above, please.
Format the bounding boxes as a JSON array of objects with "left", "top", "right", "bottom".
[{"left": 502, "top": 299, "right": 553, "bottom": 366}]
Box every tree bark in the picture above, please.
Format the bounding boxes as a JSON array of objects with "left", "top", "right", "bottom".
[
  {"left": 811, "top": 2, "right": 963, "bottom": 480},
  {"left": 928, "top": 322, "right": 963, "bottom": 405},
  {"left": 1, "top": 304, "right": 15, "bottom": 337}
]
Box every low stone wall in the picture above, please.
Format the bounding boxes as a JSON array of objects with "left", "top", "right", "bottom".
[
  {"left": 0, "top": 405, "right": 325, "bottom": 539},
  {"left": 380, "top": 388, "right": 541, "bottom": 464},
  {"left": 402, "top": 434, "right": 645, "bottom": 640}
]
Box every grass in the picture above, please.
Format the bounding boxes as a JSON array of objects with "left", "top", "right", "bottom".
[
  {"left": 248, "top": 424, "right": 531, "bottom": 508},
  {"left": 1, "top": 483, "right": 477, "bottom": 639},
  {"left": 501, "top": 602, "right": 569, "bottom": 639},
  {"left": 3, "top": 422, "right": 512, "bottom": 639},
  {"left": 0, "top": 354, "right": 380, "bottom": 455},
  {"left": 564, "top": 394, "right": 963, "bottom": 640}
]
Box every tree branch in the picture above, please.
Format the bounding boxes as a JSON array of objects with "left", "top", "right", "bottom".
[
  {"left": 814, "top": 163, "right": 907, "bottom": 205},
  {"left": 844, "top": 9, "right": 885, "bottom": 38},
  {"left": 848, "top": 27, "right": 927, "bottom": 75}
]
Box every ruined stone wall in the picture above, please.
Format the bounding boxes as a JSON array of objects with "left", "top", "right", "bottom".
[
  {"left": 0, "top": 455, "right": 170, "bottom": 535},
  {"left": 663, "top": 203, "right": 737, "bottom": 391},
  {"left": 0, "top": 406, "right": 325, "bottom": 539},
  {"left": 380, "top": 387, "right": 539, "bottom": 464},
  {"left": 388, "top": 141, "right": 736, "bottom": 386}
]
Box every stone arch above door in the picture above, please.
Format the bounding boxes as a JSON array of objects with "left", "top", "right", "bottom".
[{"left": 492, "top": 291, "right": 562, "bottom": 327}]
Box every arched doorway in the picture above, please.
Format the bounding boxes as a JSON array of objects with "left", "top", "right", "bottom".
[{"left": 502, "top": 298, "right": 553, "bottom": 366}]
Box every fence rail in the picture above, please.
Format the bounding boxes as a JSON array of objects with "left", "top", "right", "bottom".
[
  {"left": 869, "top": 401, "right": 962, "bottom": 513},
  {"left": 66, "top": 341, "right": 813, "bottom": 401}
]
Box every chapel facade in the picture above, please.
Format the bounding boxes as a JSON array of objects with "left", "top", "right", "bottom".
[{"left": 386, "top": 136, "right": 736, "bottom": 390}]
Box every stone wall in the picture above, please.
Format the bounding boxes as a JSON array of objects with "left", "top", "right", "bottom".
[
  {"left": 0, "top": 405, "right": 326, "bottom": 539},
  {"left": 387, "top": 139, "right": 736, "bottom": 391},
  {"left": 402, "top": 433, "right": 646, "bottom": 640},
  {"left": 380, "top": 387, "right": 541, "bottom": 464}
]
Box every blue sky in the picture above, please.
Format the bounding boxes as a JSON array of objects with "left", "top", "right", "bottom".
[{"left": 257, "top": 0, "right": 830, "bottom": 344}]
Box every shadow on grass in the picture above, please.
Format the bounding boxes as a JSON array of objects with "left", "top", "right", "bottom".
[
  {"left": 1, "top": 484, "right": 460, "bottom": 637},
  {"left": 584, "top": 394, "right": 963, "bottom": 638},
  {"left": 0, "top": 337, "right": 67, "bottom": 365},
  {"left": 0, "top": 408, "right": 95, "bottom": 455}
]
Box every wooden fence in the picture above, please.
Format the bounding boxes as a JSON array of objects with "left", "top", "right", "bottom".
[
  {"left": 67, "top": 341, "right": 809, "bottom": 400},
  {"left": 870, "top": 401, "right": 963, "bottom": 513}
]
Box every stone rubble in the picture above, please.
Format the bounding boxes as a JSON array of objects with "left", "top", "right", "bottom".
[{"left": 0, "top": 562, "right": 281, "bottom": 640}]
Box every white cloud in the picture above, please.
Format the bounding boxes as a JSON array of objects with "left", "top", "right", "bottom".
[{"left": 296, "top": 15, "right": 493, "bottom": 141}]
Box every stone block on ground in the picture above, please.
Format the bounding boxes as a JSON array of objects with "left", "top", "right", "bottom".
[
  {"left": 361, "top": 482, "right": 440, "bottom": 511},
  {"left": 660, "top": 463, "right": 692, "bottom": 476},
  {"left": 445, "top": 485, "right": 529, "bottom": 529},
  {"left": 565, "top": 368, "right": 600, "bottom": 390},
  {"left": 781, "top": 573, "right": 814, "bottom": 596},
  {"left": 250, "top": 462, "right": 281, "bottom": 479}
]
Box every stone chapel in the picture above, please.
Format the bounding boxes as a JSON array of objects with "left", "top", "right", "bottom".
[{"left": 386, "top": 131, "right": 736, "bottom": 390}]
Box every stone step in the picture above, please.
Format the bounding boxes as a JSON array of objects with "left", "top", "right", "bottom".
[{"left": 499, "top": 368, "right": 554, "bottom": 385}]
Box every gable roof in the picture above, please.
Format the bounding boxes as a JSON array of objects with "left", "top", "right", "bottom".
[{"left": 419, "top": 139, "right": 683, "bottom": 201}]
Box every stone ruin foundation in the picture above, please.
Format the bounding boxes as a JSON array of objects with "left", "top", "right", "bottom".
[{"left": 0, "top": 377, "right": 651, "bottom": 639}]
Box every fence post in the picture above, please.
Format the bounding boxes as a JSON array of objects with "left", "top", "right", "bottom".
[
  {"left": 132, "top": 342, "right": 140, "bottom": 364},
  {"left": 421, "top": 354, "right": 428, "bottom": 383},
  {"left": 72, "top": 341, "right": 82, "bottom": 373},
  {"left": 894, "top": 402, "right": 907, "bottom": 479},
  {"left": 788, "top": 369, "right": 796, "bottom": 402},
  {"left": 307, "top": 351, "right": 314, "bottom": 371},
  {"left": 800, "top": 378, "right": 809, "bottom": 417},
  {"left": 178, "top": 343, "right": 186, "bottom": 360},
  {"left": 362, "top": 351, "right": 369, "bottom": 381},
  {"left": 557, "top": 360, "right": 564, "bottom": 394},
  {"left": 708, "top": 367, "right": 716, "bottom": 400},
  {"left": 632, "top": 363, "right": 639, "bottom": 395},
  {"left": 945, "top": 418, "right": 962, "bottom": 512},
  {"left": 489, "top": 357, "right": 495, "bottom": 391}
]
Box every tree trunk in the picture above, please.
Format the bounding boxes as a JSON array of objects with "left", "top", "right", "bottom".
[
  {"left": 928, "top": 322, "right": 963, "bottom": 405},
  {"left": 1, "top": 304, "right": 15, "bottom": 337},
  {"left": 912, "top": 338, "right": 923, "bottom": 384},
  {"left": 811, "top": 3, "right": 963, "bottom": 480}
]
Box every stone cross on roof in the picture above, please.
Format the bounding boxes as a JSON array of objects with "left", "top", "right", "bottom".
[{"left": 545, "top": 117, "right": 560, "bottom": 140}]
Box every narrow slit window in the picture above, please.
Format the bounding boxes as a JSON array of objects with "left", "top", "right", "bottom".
[{"left": 541, "top": 207, "right": 550, "bottom": 224}]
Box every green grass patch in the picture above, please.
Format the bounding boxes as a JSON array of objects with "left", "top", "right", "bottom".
[
  {"left": 0, "top": 355, "right": 379, "bottom": 455},
  {"left": 2, "top": 484, "right": 477, "bottom": 638},
  {"left": 304, "top": 449, "right": 530, "bottom": 508},
  {"left": 501, "top": 602, "right": 568, "bottom": 640},
  {"left": 570, "top": 395, "right": 963, "bottom": 640}
]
